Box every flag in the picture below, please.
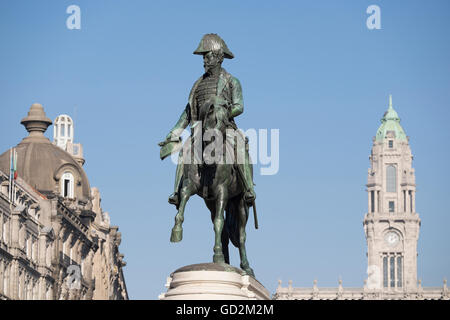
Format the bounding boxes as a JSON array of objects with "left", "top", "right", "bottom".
[{"left": 13, "top": 148, "right": 17, "bottom": 180}]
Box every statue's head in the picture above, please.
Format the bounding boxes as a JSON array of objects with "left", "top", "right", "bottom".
[{"left": 193, "top": 34, "right": 234, "bottom": 73}]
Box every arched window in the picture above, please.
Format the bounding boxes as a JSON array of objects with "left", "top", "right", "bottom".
[
  {"left": 61, "top": 172, "right": 74, "bottom": 198},
  {"left": 386, "top": 165, "right": 396, "bottom": 192},
  {"left": 53, "top": 115, "right": 74, "bottom": 150}
]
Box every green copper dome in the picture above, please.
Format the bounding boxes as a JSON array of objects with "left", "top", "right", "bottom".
[{"left": 375, "top": 95, "right": 407, "bottom": 142}]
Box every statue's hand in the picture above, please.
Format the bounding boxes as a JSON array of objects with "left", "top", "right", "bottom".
[
  {"left": 158, "top": 132, "right": 182, "bottom": 147},
  {"left": 158, "top": 140, "right": 167, "bottom": 147},
  {"left": 158, "top": 132, "right": 173, "bottom": 147}
]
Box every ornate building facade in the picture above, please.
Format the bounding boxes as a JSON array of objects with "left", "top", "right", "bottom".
[
  {"left": 274, "top": 96, "right": 448, "bottom": 300},
  {"left": 0, "top": 103, "right": 128, "bottom": 300}
]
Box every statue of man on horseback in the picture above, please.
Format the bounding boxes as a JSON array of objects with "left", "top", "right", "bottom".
[{"left": 158, "top": 34, "right": 257, "bottom": 277}]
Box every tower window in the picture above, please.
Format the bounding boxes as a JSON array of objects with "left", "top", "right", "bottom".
[
  {"left": 409, "top": 191, "right": 413, "bottom": 213},
  {"left": 383, "top": 256, "right": 388, "bottom": 288},
  {"left": 386, "top": 165, "right": 397, "bottom": 192},
  {"left": 403, "top": 190, "right": 407, "bottom": 212},
  {"left": 389, "top": 201, "right": 395, "bottom": 213},
  {"left": 61, "top": 172, "right": 74, "bottom": 198},
  {"left": 382, "top": 253, "right": 403, "bottom": 289},
  {"left": 390, "top": 256, "right": 395, "bottom": 288},
  {"left": 370, "top": 191, "right": 375, "bottom": 213},
  {"left": 388, "top": 140, "right": 394, "bottom": 148},
  {"left": 397, "top": 256, "right": 403, "bottom": 288}
]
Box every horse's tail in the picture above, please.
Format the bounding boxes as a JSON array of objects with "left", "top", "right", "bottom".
[{"left": 225, "top": 197, "right": 242, "bottom": 248}]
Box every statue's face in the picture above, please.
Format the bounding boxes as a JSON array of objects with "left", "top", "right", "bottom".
[{"left": 203, "top": 51, "right": 222, "bottom": 73}]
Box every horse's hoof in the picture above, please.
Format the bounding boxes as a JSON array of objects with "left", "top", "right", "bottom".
[
  {"left": 170, "top": 227, "right": 183, "bottom": 242},
  {"left": 243, "top": 267, "right": 255, "bottom": 278},
  {"left": 213, "top": 253, "right": 225, "bottom": 264}
]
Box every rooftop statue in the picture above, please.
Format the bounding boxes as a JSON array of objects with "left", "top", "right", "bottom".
[{"left": 159, "top": 34, "right": 258, "bottom": 277}]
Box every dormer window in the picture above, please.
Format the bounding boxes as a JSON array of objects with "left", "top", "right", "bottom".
[
  {"left": 61, "top": 171, "right": 74, "bottom": 198},
  {"left": 388, "top": 140, "right": 393, "bottom": 148}
]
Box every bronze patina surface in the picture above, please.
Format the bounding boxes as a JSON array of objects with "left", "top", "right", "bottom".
[{"left": 159, "top": 34, "right": 258, "bottom": 277}]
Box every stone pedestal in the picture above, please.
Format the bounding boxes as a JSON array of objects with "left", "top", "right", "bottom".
[{"left": 158, "top": 263, "right": 271, "bottom": 300}]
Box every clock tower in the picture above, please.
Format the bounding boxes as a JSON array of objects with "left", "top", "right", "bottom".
[{"left": 363, "top": 95, "right": 421, "bottom": 292}]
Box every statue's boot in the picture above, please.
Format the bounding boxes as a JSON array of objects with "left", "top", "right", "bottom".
[
  {"left": 244, "top": 189, "right": 256, "bottom": 205},
  {"left": 238, "top": 162, "right": 256, "bottom": 205}
]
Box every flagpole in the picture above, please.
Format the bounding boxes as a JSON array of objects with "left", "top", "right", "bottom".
[
  {"left": 13, "top": 148, "right": 17, "bottom": 205},
  {"left": 9, "top": 148, "right": 12, "bottom": 202}
]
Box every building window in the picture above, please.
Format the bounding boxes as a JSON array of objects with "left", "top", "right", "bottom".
[
  {"left": 390, "top": 256, "right": 395, "bottom": 288},
  {"left": 32, "top": 238, "right": 37, "bottom": 262},
  {"left": 388, "top": 140, "right": 394, "bottom": 148},
  {"left": 389, "top": 201, "right": 395, "bottom": 213},
  {"left": 409, "top": 191, "right": 413, "bottom": 213},
  {"left": 397, "top": 256, "right": 403, "bottom": 288},
  {"left": 383, "top": 253, "right": 403, "bottom": 289},
  {"left": 2, "top": 217, "right": 8, "bottom": 244},
  {"left": 370, "top": 191, "right": 375, "bottom": 213},
  {"left": 18, "top": 272, "right": 22, "bottom": 299},
  {"left": 25, "top": 234, "right": 30, "bottom": 258},
  {"left": 403, "top": 190, "right": 407, "bottom": 212},
  {"left": 386, "top": 165, "right": 396, "bottom": 192},
  {"left": 61, "top": 172, "right": 74, "bottom": 198},
  {"left": 3, "top": 263, "right": 9, "bottom": 296},
  {"left": 377, "top": 191, "right": 381, "bottom": 212}
]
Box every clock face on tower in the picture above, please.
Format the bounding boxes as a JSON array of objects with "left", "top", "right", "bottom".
[{"left": 384, "top": 231, "right": 400, "bottom": 247}]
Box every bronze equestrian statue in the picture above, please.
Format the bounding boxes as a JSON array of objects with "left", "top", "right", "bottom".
[{"left": 159, "top": 34, "right": 257, "bottom": 277}]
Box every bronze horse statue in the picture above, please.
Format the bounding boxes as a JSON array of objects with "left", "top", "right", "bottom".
[{"left": 169, "top": 101, "right": 255, "bottom": 277}]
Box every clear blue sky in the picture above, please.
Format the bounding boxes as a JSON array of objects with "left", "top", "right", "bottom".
[{"left": 1, "top": 0, "right": 449, "bottom": 299}]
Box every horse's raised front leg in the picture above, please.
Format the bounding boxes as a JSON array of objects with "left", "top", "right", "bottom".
[
  {"left": 238, "top": 197, "right": 254, "bottom": 277},
  {"left": 171, "top": 183, "right": 196, "bottom": 243},
  {"left": 213, "top": 186, "right": 228, "bottom": 263}
]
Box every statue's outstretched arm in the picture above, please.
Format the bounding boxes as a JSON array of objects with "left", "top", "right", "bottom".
[
  {"left": 159, "top": 107, "right": 189, "bottom": 146},
  {"left": 169, "top": 108, "right": 189, "bottom": 138}
]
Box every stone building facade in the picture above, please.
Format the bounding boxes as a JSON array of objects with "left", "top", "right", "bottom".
[
  {"left": 274, "top": 96, "right": 449, "bottom": 300},
  {"left": 0, "top": 103, "right": 128, "bottom": 300}
]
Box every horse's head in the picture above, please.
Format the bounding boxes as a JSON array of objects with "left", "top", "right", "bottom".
[{"left": 198, "top": 101, "right": 230, "bottom": 133}]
